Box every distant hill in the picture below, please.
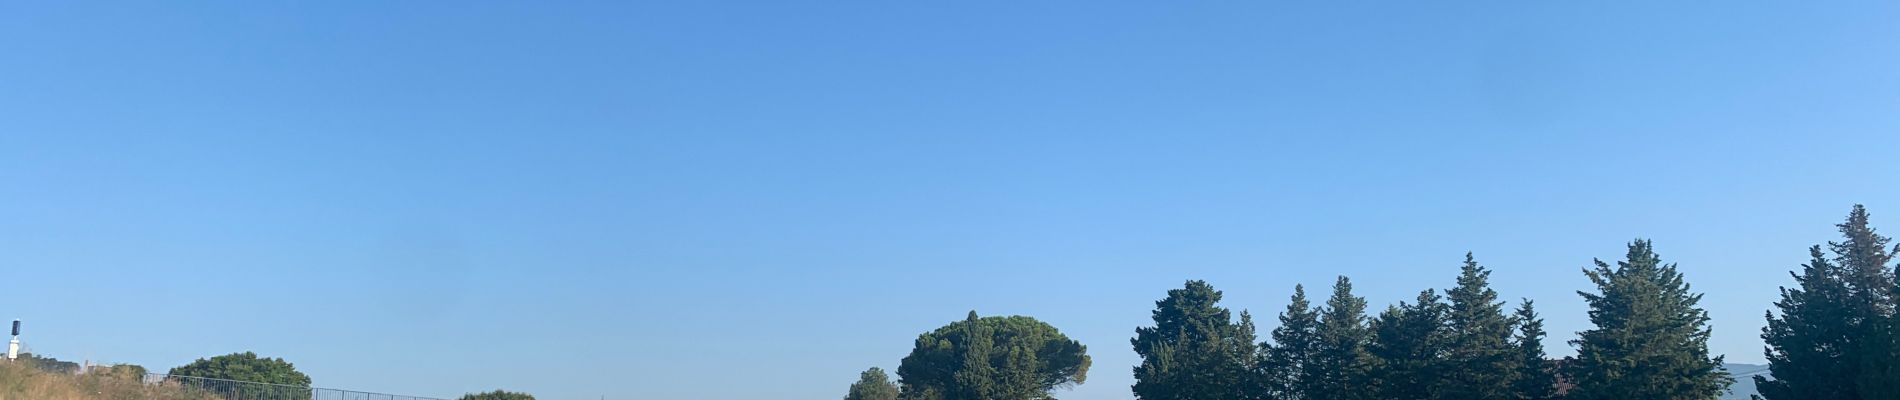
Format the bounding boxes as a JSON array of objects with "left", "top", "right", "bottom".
[{"left": 1721, "top": 363, "right": 1769, "bottom": 400}]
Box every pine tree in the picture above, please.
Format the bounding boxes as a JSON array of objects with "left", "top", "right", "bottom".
[
  {"left": 1511, "top": 300, "right": 1555, "bottom": 400},
  {"left": 1756, "top": 246, "right": 1856, "bottom": 400},
  {"left": 845, "top": 367, "right": 900, "bottom": 400},
  {"left": 1888, "top": 291, "right": 1900, "bottom": 400},
  {"left": 1236, "top": 311, "right": 1266, "bottom": 399},
  {"left": 1132, "top": 280, "right": 1260, "bottom": 400},
  {"left": 1832, "top": 205, "right": 1899, "bottom": 399},
  {"left": 1836, "top": 205, "right": 1895, "bottom": 316},
  {"left": 1370, "top": 289, "right": 1449, "bottom": 400},
  {"left": 897, "top": 312, "right": 1090, "bottom": 400},
  {"left": 1262, "top": 285, "right": 1320, "bottom": 400},
  {"left": 1568, "top": 240, "right": 1730, "bottom": 400},
  {"left": 1441, "top": 253, "right": 1520, "bottom": 400},
  {"left": 1308, "top": 276, "right": 1376, "bottom": 400}
]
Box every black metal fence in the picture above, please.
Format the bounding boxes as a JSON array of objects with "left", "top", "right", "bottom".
[{"left": 142, "top": 374, "right": 450, "bottom": 400}]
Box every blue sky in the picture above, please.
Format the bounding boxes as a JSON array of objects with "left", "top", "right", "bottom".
[{"left": 3, "top": 1, "right": 1899, "bottom": 399}]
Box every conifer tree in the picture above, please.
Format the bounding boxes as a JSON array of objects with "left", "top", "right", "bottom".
[
  {"left": 1308, "top": 276, "right": 1376, "bottom": 400},
  {"left": 1756, "top": 246, "right": 1855, "bottom": 400},
  {"left": 1262, "top": 285, "right": 1320, "bottom": 400},
  {"left": 1370, "top": 289, "right": 1449, "bottom": 400},
  {"left": 1568, "top": 240, "right": 1730, "bottom": 400},
  {"left": 1836, "top": 205, "right": 1895, "bottom": 316},
  {"left": 1235, "top": 311, "right": 1266, "bottom": 399},
  {"left": 845, "top": 367, "right": 900, "bottom": 400},
  {"left": 897, "top": 312, "right": 1090, "bottom": 400},
  {"left": 1132, "top": 280, "right": 1260, "bottom": 400},
  {"left": 1831, "top": 205, "right": 1898, "bottom": 399},
  {"left": 1510, "top": 300, "right": 1555, "bottom": 400},
  {"left": 1442, "top": 253, "right": 1520, "bottom": 400},
  {"left": 1888, "top": 295, "right": 1900, "bottom": 400},
  {"left": 1889, "top": 303, "right": 1900, "bottom": 400}
]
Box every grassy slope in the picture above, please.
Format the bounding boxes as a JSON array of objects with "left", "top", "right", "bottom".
[{"left": 0, "top": 361, "right": 218, "bottom": 400}]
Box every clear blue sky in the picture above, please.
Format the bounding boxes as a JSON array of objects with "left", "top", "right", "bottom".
[{"left": 4, "top": 1, "right": 1898, "bottom": 399}]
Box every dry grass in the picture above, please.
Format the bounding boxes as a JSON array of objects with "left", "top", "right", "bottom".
[{"left": 0, "top": 361, "right": 221, "bottom": 400}]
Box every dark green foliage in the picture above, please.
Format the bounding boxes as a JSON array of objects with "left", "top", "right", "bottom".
[
  {"left": 1234, "top": 311, "right": 1265, "bottom": 398},
  {"left": 1511, "top": 300, "right": 1555, "bottom": 400},
  {"left": 1830, "top": 205, "right": 1899, "bottom": 399},
  {"left": 1757, "top": 205, "right": 1900, "bottom": 399},
  {"left": 1888, "top": 309, "right": 1900, "bottom": 400},
  {"left": 167, "top": 352, "right": 311, "bottom": 387},
  {"left": 1889, "top": 307, "right": 1900, "bottom": 400},
  {"left": 1834, "top": 205, "right": 1895, "bottom": 317},
  {"left": 846, "top": 367, "right": 899, "bottom": 400},
  {"left": 1568, "top": 240, "right": 1730, "bottom": 400},
  {"left": 459, "top": 390, "right": 536, "bottom": 400},
  {"left": 1441, "top": 253, "right": 1519, "bottom": 400},
  {"left": 897, "top": 312, "right": 1091, "bottom": 400},
  {"left": 1307, "top": 276, "right": 1376, "bottom": 400},
  {"left": 1131, "top": 280, "right": 1259, "bottom": 400},
  {"left": 1756, "top": 246, "right": 1856, "bottom": 400},
  {"left": 1261, "top": 285, "right": 1320, "bottom": 400},
  {"left": 89, "top": 363, "right": 150, "bottom": 381},
  {"left": 167, "top": 352, "right": 312, "bottom": 400},
  {"left": 1370, "top": 289, "right": 1449, "bottom": 400}
]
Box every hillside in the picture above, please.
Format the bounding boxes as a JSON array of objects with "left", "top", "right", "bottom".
[
  {"left": 0, "top": 361, "right": 216, "bottom": 400},
  {"left": 1721, "top": 363, "right": 1768, "bottom": 400}
]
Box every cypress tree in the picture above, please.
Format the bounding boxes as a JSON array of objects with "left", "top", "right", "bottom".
[
  {"left": 1132, "top": 280, "right": 1260, "bottom": 400},
  {"left": 1308, "top": 276, "right": 1376, "bottom": 400},
  {"left": 1568, "top": 240, "right": 1730, "bottom": 400},
  {"left": 1832, "top": 205, "right": 1899, "bottom": 399},
  {"left": 1756, "top": 246, "right": 1856, "bottom": 400},
  {"left": 1262, "top": 285, "right": 1320, "bottom": 400},
  {"left": 1370, "top": 289, "right": 1449, "bottom": 400},
  {"left": 1441, "top": 253, "right": 1520, "bottom": 400},
  {"left": 951, "top": 313, "right": 999, "bottom": 399},
  {"left": 1511, "top": 300, "right": 1555, "bottom": 400}
]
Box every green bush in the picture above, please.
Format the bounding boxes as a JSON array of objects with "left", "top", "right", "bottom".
[
  {"left": 460, "top": 389, "right": 536, "bottom": 400},
  {"left": 167, "top": 352, "right": 310, "bottom": 386}
]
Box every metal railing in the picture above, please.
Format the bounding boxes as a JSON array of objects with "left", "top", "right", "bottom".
[{"left": 142, "top": 374, "right": 451, "bottom": 400}]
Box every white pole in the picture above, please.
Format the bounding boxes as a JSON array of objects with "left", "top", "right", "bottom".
[{"left": 7, "top": 319, "right": 19, "bottom": 361}]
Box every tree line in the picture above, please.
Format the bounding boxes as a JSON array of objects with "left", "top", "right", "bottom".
[
  {"left": 845, "top": 204, "right": 1900, "bottom": 400},
  {"left": 10, "top": 350, "right": 531, "bottom": 400}
]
